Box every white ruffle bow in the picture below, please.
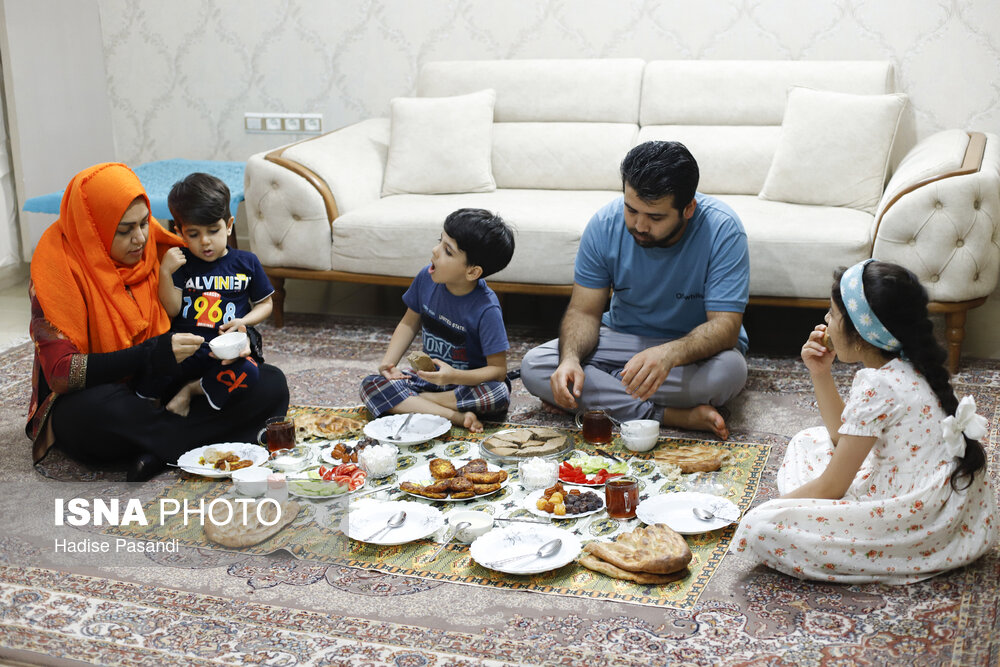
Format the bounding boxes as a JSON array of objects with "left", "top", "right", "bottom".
[{"left": 941, "top": 395, "right": 988, "bottom": 456}]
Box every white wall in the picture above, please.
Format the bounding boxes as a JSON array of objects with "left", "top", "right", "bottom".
[
  {"left": 1, "top": 0, "right": 116, "bottom": 259},
  {"left": 96, "top": 0, "right": 1000, "bottom": 164}
]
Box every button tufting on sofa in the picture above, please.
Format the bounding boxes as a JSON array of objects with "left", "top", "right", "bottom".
[{"left": 957, "top": 240, "right": 964, "bottom": 247}]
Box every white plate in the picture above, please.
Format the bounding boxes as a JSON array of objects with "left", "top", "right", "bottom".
[
  {"left": 635, "top": 492, "right": 741, "bottom": 535},
  {"left": 287, "top": 472, "right": 366, "bottom": 499},
  {"left": 397, "top": 460, "right": 508, "bottom": 502},
  {"left": 342, "top": 500, "right": 444, "bottom": 545},
  {"left": 363, "top": 413, "right": 451, "bottom": 446},
  {"left": 523, "top": 486, "right": 605, "bottom": 519},
  {"left": 470, "top": 525, "right": 582, "bottom": 574},
  {"left": 176, "top": 443, "right": 269, "bottom": 478}
]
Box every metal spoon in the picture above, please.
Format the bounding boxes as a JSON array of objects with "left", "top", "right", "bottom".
[
  {"left": 486, "top": 538, "right": 562, "bottom": 567},
  {"left": 692, "top": 507, "right": 717, "bottom": 521},
  {"left": 386, "top": 414, "right": 414, "bottom": 441},
  {"left": 427, "top": 521, "right": 470, "bottom": 562},
  {"left": 361, "top": 510, "right": 407, "bottom": 542}
]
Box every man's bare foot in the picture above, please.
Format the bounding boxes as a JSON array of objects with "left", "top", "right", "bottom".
[
  {"left": 165, "top": 386, "right": 193, "bottom": 417},
  {"left": 662, "top": 405, "right": 729, "bottom": 440},
  {"left": 451, "top": 410, "right": 483, "bottom": 433}
]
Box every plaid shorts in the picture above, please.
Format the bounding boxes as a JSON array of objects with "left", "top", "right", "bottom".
[{"left": 359, "top": 373, "right": 510, "bottom": 418}]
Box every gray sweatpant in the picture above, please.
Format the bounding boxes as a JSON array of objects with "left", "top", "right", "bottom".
[{"left": 520, "top": 327, "right": 747, "bottom": 422}]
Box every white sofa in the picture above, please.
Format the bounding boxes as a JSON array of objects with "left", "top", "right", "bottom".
[{"left": 245, "top": 59, "right": 1000, "bottom": 370}]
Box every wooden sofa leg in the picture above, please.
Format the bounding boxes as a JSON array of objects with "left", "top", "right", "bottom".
[
  {"left": 944, "top": 309, "right": 967, "bottom": 375},
  {"left": 271, "top": 275, "right": 286, "bottom": 328}
]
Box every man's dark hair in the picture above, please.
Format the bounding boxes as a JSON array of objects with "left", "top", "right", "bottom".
[
  {"left": 168, "top": 172, "right": 231, "bottom": 227},
  {"left": 442, "top": 208, "right": 515, "bottom": 278},
  {"left": 620, "top": 141, "right": 699, "bottom": 212}
]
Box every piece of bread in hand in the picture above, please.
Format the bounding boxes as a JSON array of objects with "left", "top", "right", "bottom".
[
  {"left": 821, "top": 331, "right": 834, "bottom": 351},
  {"left": 407, "top": 351, "right": 437, "bottom": 372}
]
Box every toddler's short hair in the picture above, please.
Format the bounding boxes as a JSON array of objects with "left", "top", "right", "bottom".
[
  {"left": 168, "top": 172, "right": 231, "bottom": 227},
  {"left": 443, "top": 208, "right": 514, "bottom": 278}
]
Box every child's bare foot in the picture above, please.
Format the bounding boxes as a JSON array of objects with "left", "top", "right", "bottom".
[
  {"left": 165, "top": 385, "right": 193, "bottom": 417},
  {"left": 662, "top": 405, "right": 729, "bottom": 440},
  {"left": 451, "top": 410, "right": 483, "bottom": 433}
]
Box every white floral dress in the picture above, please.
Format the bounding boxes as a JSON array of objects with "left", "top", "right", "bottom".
[{"left": 732, "top": 359, "right": 997, "bottom": 584}]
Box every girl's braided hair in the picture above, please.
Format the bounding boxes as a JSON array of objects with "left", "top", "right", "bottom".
[{"left": 831, "top": 261, "right": 985, "bottom": 490}]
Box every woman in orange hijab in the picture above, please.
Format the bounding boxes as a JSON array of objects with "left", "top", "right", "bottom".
[{"left": 27, "top": 163, "right": 289, "bottom": 480}]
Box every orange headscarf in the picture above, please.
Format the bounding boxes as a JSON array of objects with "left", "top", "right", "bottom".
[{"left": 30, "top": 163, "right": 184, "bottom": 354}]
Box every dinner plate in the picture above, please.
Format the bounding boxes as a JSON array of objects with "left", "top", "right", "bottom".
[
  {"left": 523, "top": 486, "right": 605, "bottom": 519},
  {"left": 470, "top": 525, "right": 582, "bottom": 574},
  {"left": 397, "top": 460, "right": 508, "bottom": 502},
  {"left": 176, "top": 443, "right": 269, "bottom": 478},
  {"left": 635, "top": 492, "right": 741, "bottom": 535},
  {"left": 363, "top": 413, "right": 451, "bottom": 446},
  {"left": 479, "top": 428, "right": 574, "bottom": 465},
  {"left": 342, "top": 500, "right": 444, "bottom": 545}
]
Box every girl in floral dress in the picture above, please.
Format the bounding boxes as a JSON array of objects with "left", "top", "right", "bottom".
[{"left": 733, "top": 260, "right": 996, "bottom": 583}]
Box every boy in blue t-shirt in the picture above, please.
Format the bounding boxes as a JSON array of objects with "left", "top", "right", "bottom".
[
  {"left": 360, "top": 208, "right": 515, "bottom": 433},
  {"left": 152, "top": 173, "right": 274, "bottom": 416}
]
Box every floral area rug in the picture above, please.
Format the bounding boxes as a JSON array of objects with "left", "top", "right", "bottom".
[
  {"left": 104, "top": 406, "right": 769, "bottom": 610},
  {"left": 2, "top": 313, "right": 999, "bottom": 665}
]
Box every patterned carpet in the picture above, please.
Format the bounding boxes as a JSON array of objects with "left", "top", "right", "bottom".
[{"left": 3, "top": 313, "right": 1000, "bottom": 666}]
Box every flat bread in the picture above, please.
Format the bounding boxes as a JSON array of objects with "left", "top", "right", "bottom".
[
  {"left": 295, "top": 412, "right": 365, "bottom": 440},
  {"left": 481, "top": 427, "right": 571, "bottom": 458},
  {"left": 407, "top": 351, "right": 436, "bottom": 372},
  {"left": 204, "top": 500, "right": 300, "bottom": 548},
  {"left": 579, "top": 554, "right": 688, "bottom": 584},
  {"left": 583, "top": 523, "right": 691, "bottom": 574},
  {"left": 652, "top": 445, "right": 724, "bottom": 473}
]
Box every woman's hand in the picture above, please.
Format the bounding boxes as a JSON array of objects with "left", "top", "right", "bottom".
[
  {"left": 379, "top": 363, "right": 407, "bottom": 380},
  {"left": 416, "top": 358, "right": 452, "bottom": 386},
  {"left": 171, "top": 333, "right": 204, "bottom": 363},
  {"left": 802, "top": 324, "right": 834, "bottom": 375}
]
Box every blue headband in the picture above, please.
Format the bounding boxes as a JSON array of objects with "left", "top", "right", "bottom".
[{"left": 839, "top": 259, "right": 902, "bottom": 353}]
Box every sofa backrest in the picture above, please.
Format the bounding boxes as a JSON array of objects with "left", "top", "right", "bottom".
[
  {"left": 639, "top": 60, "right": 895, "bottom": 194},
  {"left": 418, "top": 59, "right": 644, "bottom": 190}
]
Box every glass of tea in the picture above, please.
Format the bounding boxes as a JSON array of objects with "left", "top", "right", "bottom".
[
  {"left": 575, "top": 408, "right": 614, "bottom": 444},
  {"left": 605, "top": 476, "right": 639, "bottom": 519},
  {"left": 258, "top": 416, "right": 296, "bottom": 453}
]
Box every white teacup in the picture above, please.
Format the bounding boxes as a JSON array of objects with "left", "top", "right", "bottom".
[
  {"left": 620, "top": 419, "right": 660, "bottom": 452},
  {"left": 448, "top": 510, "right": 494, "bottom": 543},
  {"left": 231, "top": 466, "right": 269, "bottom": 496},
  {"left": 209, "top": 331, "right": 249, "bottom": 360}
]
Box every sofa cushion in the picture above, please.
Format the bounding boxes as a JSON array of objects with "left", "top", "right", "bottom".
[
  {"left": 492, "top": 123, "right": 636, "bottom": 190},
  {"left": 419, "top": 59, "right": 644, "bottom": 123},
  {"left": 331, "top": 190, "right": 622, "bottom": 285},
  {"left": 716, "top": 194, "right": 875, "bottom": 298},
  {"left": 381, "top": 89, "right": 496, "bottom": 196},
  {"left": 759, "top": 87, "right": 907, "bottom": 214},
  {"left": 638, "top": 125, "right": 781, "bottom": 195}
]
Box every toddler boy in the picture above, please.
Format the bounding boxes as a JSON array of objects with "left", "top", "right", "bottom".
[
  {"left": 153, "top": 172, "right": 273, "bottom": 416},
  {"left": 360, "top": 208, "right": 515, "bottom": 432}
]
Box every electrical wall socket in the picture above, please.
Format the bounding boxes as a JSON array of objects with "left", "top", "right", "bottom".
[{"left": 244, "top": 112, "right": 323, "bottom": 134}]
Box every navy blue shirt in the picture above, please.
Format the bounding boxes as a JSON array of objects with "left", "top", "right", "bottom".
[
  {"left": 171, "top": 248, "right": 273, "bottom": 340},
  {"left": 402, "top": 266, "right": 509, "bottom": 371}
]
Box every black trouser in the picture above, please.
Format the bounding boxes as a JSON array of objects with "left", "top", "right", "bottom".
[{"left": 50, "top": 363, "right": 289, "bottom": 465}]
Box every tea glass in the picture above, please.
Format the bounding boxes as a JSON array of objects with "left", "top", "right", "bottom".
[
  {"left": 574, "top": 408, "right": 614, "bottom": 444},
  {"left": 605, "top": 476, "right": 639, "bottom": 519},
  {"left": 258, "top": 416, "right": 296, "bottom": 454}
]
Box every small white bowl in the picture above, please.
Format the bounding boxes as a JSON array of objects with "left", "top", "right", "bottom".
[
  {"left": 621, "top": 419, "right": 660, "bottom": 438},
  {"left": 209, "top": 331, "right": 248, "bottom": 360},
  {"left": 448, "top": 510, "right": 494, "bottom": 543},
  {"left": 231, "top": 466, "right": 269, "bottom": 496}
]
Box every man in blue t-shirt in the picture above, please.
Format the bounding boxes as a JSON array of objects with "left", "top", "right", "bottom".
[{"left": 521, "top": 141, "right": 749, "bottom": 439}]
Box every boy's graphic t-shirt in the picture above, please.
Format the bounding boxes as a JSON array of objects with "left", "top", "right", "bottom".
[
  {"left": 171, "top": 248, "right": 273, "bottom": 340},
  {"left": 402, "top": 266, "right": 509, "bottom": 371}
]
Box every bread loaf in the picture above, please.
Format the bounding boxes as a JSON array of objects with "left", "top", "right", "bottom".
[{"left": 407, "top": 351, "right": 437, "bottom": 372}]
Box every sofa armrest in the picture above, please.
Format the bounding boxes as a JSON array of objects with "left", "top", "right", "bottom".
[
  {"left": 872, "top": 130, "right": 1000, "bottom": 302},
  {"left": 244, "top": 118, "right": 390, "bottom": 271}
]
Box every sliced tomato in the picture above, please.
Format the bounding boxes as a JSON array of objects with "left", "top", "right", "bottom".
[
  {"left": 348, "top": 478, "right": 363, "bottom": 491},
  {"left": 318, "top": 465, "right": 330, "bottom": 478},
  {"left": 333, "top": 463, "right": 358, "bottom": 476}
]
